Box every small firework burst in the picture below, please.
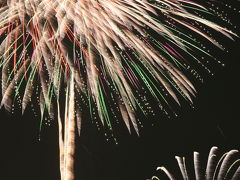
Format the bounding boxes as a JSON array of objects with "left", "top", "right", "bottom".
[{"left": 150, "top": 146, "right": 240, "bottom": 180}]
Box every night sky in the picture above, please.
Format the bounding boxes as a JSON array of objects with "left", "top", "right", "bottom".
[{"left": 1, "top": 1, "right": 240, "bottom": 180}]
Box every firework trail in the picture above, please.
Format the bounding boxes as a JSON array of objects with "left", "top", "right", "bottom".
[
  {"left": 0, "top": 0, "right": 237, "bottom": 179},
  {"left": 150, "top": 146, "right": 240, "bottom": 180}
]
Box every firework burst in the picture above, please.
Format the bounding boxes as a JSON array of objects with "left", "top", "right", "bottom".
[
  {"left": 150, "top": 146, "right": 240, "bottom": 180},
  {"left": 0, "top": 0, "right": 237, "bottom": 179}
]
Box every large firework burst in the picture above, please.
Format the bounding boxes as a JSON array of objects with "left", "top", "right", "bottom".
[
  {"left": 0, "top": 0, "right": 236, "bottom": 179},
  {"left": 150, "top": 146, "right": 240, "bottom": 180}
]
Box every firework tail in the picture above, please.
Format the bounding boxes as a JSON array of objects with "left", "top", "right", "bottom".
[{"left": 57, "top": 72, "right": 80, "bottom": 180}]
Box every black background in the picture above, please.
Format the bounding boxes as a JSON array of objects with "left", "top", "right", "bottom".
[{"left": 1, "top": 1, "right": 240, "bottom": 180}]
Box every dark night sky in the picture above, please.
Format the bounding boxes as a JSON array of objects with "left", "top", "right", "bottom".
[{"left": 1, "top": 1, "right": 240, "bottom": 180}]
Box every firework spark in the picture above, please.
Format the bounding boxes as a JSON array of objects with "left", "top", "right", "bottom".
[
  {"left": 0, "top": 0, "right": 236, "bottom": 179},
  {"left": 151, "top": 146, "right": 240, "bottom": 180}
]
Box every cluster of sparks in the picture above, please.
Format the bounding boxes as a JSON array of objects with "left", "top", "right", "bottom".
[
  {"left": 150, "top": 147, "right": 240, "bottom": 180},
  {"left": 0, "top": 0, "right": 236, "bottom": 135}
]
